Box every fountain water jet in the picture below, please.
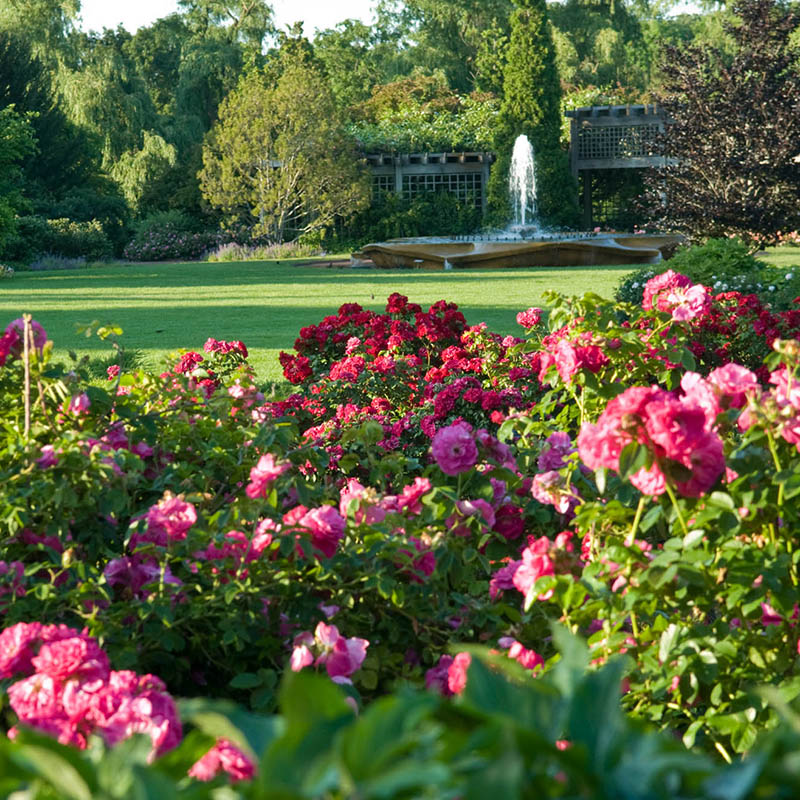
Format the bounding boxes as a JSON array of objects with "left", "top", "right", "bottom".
[{"left": 509, "top": 135, "right": 537, "bottom": 228}]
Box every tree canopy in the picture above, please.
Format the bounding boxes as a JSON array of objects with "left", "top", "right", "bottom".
[
  {"left": 644, "top": 0, "right": 800, "bottom": 242},
  {"left": 199, "top": 45, "right": 369, "bottom": 242}
]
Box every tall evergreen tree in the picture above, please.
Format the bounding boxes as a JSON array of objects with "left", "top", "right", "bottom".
[{"left": 487, "top": 0, "right": 578, "bottom": 227}]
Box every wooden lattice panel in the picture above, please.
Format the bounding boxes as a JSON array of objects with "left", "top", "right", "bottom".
[
  {"left": 402, "top": 172, "right": 483, "bottom": 209},
  {"left": 577, "top": 123, "right": 661, "bottom": 161}
]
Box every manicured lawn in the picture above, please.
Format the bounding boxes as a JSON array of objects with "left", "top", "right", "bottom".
[
  {"left": 2, "top": 246, "right": 797, "bottom": 384},
  {"left": 0, "top": 258, "right": 632, "bottom": 383}
]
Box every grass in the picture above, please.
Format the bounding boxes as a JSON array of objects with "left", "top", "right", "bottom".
[{"left": 2, "top": 247, "right": 797, "bottom": 384}]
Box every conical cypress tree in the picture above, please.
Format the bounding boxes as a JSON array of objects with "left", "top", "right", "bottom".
[{"left": 487, "top": 0, "right": 579, "bottom": 228}]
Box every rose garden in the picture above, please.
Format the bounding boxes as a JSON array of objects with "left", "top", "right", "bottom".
[{"left": 3, "top": 0, "right": 800, "bottom": 795}]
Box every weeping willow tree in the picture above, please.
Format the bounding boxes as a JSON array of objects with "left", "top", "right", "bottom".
[
  {"left": 487, "top": 0, "right": 579, "bottom": 227},
  {"left": 0, "top": 0, "right": 80, "bottom": 66}
]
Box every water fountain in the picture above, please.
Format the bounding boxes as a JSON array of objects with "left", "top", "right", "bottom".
[
  {"left": 352, "top": 135, "right": 683, "bottom": 270},
  {"left": 509, "top": 134, "right": 537, "bottom": 229}
]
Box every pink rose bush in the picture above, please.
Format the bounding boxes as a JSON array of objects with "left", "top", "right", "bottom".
[{"left": 0, "top": 623, "right": 180, "bottom": 758}]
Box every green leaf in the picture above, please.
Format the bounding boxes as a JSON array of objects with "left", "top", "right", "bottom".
[
  {"left": 683, "top": 529, "right": 705, "bottom": 548},
  {"left": 459, "top": 652, "right": 561, "bottom": 740},
  {"left": 278, "top": 669, "right": 353, "bottom": 731},
  {"left": 550, "top": 624, "right": 590, "bottom": 700},
  {"left": 680, "top": 349, "right": 697, "bottom": 371},
  {"left": 567, "top": 657, "right": 628, "bottom": 765},
  {"left": 464, "top": 729, "right": 524, "bottom": 800},
  {"left": 703, "top": 753, "right": 766, "bottom": 800},
  {"left": 339, "top": 693, "right": 438, "bottom": 783},
  {"left": 682, "top": 719, "right": 704, "bottom": 749},
  {"left": 707, "top": 492, "right": 735, "bottom": 510},
  {"left": 618, "top": 442, "right": 651, "bottom": 479},
  {"left": 179, "top": 698, "right": 285, "bottom": 760},
  {"left": 11, "top": 743, "right": 93, "bottom": 800},
  {"left": 658, "top": 623, "right": 680, "bottom": 665},
  {"left": 230, "top": 672, "right": 263, "bottom": 689}
]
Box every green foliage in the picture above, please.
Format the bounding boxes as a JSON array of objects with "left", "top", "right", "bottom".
[
  {"left": 133, "top": 210, "right": 202, "bottom": 237},
  {"left": 0, "top": 0, "right": 80, "bottom": 63},
  {"left": 349, "top": 86, "right": 499, "bottom": 153},
  {"left": 206, "top": 241, "right": 323, "bottom": 262},
  {"left": 336, "top": 190, "right": 482, "bottom": 248},
  {"left": 643, "top": 0, "right": 800, "bottom": 242},
  {"left": 0, "top": 104, "right": 37, "bottom": 248},
  {"left": 177, "top": 0, "right": 274, "bottom": 52},
  {"left": 314, "top": 20, "right": 390, "bottom": 110},
  {"left": 665, "top": 238, "right": 763, "bottom": 284},
  {"left": 375, "top": 0, "right": 515, "bottom": 93},
  {"left": 45, "top": 184, "right": 131, "bottom": 255},
  {"left": 617, "top": 239, "right": 800, "bottom": 313},
  {"left": 123, "top": 14, "right": 190, "bottom": 114},
  {"left": 0, "top": 215, "right": 112, "bottom": 262},
  {"left": 200, "top": 44, "right": 369, "bottom": 242},
  {"left": 548, "top": 0, "right": 651, "bottom": 89},
  {"left": 110, "top": 131, "right": 178, "bottom": 216},
  {"left": 41, "top": 218, "right": 113, "bottom": 261},
  {"left": 6, "top": 642, "right": 800, "bottom": 796},
  {"left": 487, "top": 0, "right": 579, "bottom": 227}
]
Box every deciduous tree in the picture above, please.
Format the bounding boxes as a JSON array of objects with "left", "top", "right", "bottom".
[
  {"left": 199, "top": 46, "right": 369, "bottom": 242},
  {"left": 643, "top": 0, "right": 800, "bottom": 242}
]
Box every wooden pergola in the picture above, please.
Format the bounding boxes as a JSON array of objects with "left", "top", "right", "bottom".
[{"left": 566, "top": 104, "right": 666, "bottom": 227}]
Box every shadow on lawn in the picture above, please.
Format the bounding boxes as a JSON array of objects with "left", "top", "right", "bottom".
[{"left": 5, "top": 262, "right": 629, "bottom": 293}]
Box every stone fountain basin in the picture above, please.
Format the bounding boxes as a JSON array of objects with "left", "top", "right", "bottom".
[{"left": 354, "top": 234, "right": 685, "bottom": 270}]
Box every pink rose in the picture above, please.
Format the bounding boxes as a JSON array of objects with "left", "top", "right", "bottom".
[
  {"left": 431, "top": 422, "right": 478, "bottom": 475},
  {"left": 513, "top": 546, "right": 555, "bottom": 600},
  {"left": 516, "top": 307, "right": 542, "bottom": 328},
  {"left": 64, "top": 393, "right": 91, "bottom": 416},
  {"left": 425, "top": 654, "right": 454, "bottom": 696},
  {"left": 138, "top": 494, "right": 197, "bottom": 547},
  {"left": 446, "top": 652, "right": 472, "bottom": 695},
  {"left": 5, "top": 318, "right": 47, "bottom": 355},
  {"left": 642, "top": 270, "right": 693, "bottom": 311},
  {"left": 31, "top": 636, "right": 110, "bottom": 683},
  {"left": 245, "top": 453, "right": 290, "bottom": 499},
  {"left": 707, "top": 363, "right": 760, "bottom": 409},
  {"left": 36, "top": 445, "right": 59, "bottom": 469},
  {"left": 299, "top": 506, "right": 345, "bottom": 558},
  {"left": 189, "top": 738, "right": 256, "bottom": 782}
]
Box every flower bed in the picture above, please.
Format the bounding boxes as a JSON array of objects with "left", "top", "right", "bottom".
[{"left": 1, "top": 269, "right": 800, "bottom": 788}]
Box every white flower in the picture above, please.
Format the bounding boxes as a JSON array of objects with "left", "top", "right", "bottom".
[
  {"left": 786, "top": 273, "right": 794, "bottom": 280},
  {"left": 769, "top": 285, "right": 776, "bottom": 291}
]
